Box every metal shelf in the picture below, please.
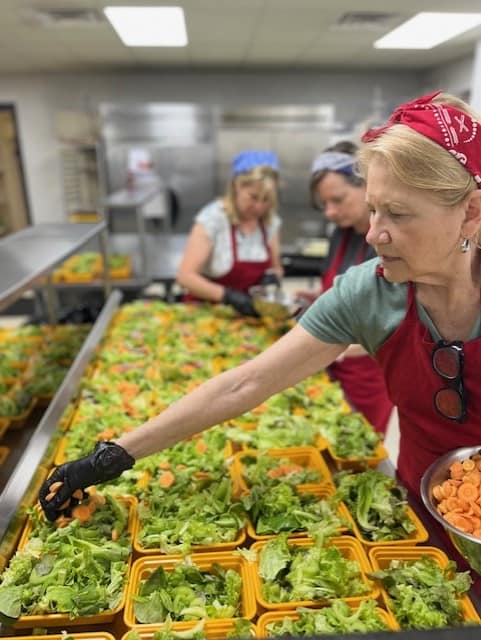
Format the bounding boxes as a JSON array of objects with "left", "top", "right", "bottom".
[
  {"left": 0, "top": 221, "right": 117, "bottom": 545},
  {"left": 0, "top": 289, "right": 122, "bottom": 542},
  {"left": 0, "top": 222, "right": 110, "bottom": 312}
]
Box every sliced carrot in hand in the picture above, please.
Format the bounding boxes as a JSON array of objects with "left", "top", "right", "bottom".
[{"left": 71, "top": 505, "right": 92, "bottom": 521}]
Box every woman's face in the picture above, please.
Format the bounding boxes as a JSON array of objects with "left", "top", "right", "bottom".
[
  {"left": 234, "top": 180, "right": 274, "bottom": 221},
  {"left": 316, "top": 172, "right": 369, "bottom": 233},
  {"left": 365, "top": 155, "right": 465, "bottom": 284}
]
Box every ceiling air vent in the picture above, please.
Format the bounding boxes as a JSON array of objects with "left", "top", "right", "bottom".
[
  {"left": 331, "top": 12, "right": 400, "bottom": 32},
  {"left": 24, "top": 7, "right": 104, "bottom": 27}
]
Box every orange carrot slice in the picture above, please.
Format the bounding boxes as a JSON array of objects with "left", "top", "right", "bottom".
[
  {"left": 71, "top": 505, "right": 92, "bottom": 521},
  {"left": 158, "top": 470, "right": 175, "bottom": 488}
]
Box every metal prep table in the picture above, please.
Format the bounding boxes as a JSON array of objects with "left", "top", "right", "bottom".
[
  {"left": 0, "top": 222, "right": 111, "bottom": 322},
  {"left": 0, "top": 222, "right": 122, "bottom": 546},
  {"left": 104, "top": 184, "right": 169, "bottom": 279}
]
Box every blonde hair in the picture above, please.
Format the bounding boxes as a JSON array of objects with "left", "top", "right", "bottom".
[
  {"left": 223, "top": 165, "right": 278, "bottom": 224},
  {"left": 358, "top": 92, "right": 480, "bottom": 207}
]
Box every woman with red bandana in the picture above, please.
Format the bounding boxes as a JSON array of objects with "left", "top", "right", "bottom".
[
  {"left": 300, "top": 141, "right": 393, "bottom": 434},
  {"left": 40, "top": 91, "right": 481, "bottom": 530},
  {"left": 177, "top": 150, "right": 282, "bottom": 317}
]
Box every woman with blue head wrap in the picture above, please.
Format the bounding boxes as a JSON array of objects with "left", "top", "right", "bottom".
[
  {"left": 301, "top": 141, "right": 393, "bottom": 434},
  {"left": 177, "top": 150, "right": 282, "bottom": 316}
]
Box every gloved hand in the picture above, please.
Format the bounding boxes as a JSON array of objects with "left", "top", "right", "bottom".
[
  {"left": 260, "top": 271, "right": 281, "bottom": 287},
  {"left": 222, "top": 287, "right": 259, "bottom": 317},
  {"left": 39, "top": 441, "right": 135, "bottom": 521}
]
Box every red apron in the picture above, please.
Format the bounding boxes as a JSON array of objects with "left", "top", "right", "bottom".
[
  {"left": 184, "top": 222, "right": 272, "bottom": 301},
  {"left": 376, "top": 271, "right": 481, "bottom": 596},
  {"left": 323, "top": 229, "right": 393, "bottom": 434},
  {"left": 375, "top": 277, "right": 481, "bottom": 497}
]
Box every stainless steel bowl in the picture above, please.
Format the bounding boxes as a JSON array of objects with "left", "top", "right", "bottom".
[
  {"left": 421, "top": 445, "right": 481, "bottom": 575},
  {"left": 249, "top": 285, "right": 297, "bottom": 320}
]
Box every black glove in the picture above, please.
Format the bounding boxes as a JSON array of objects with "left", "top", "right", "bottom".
[
  {"left": 260, "top": 271, "right": 281, "bottom": 287},
  {"left": 39, "top": 441, "right": 135, "bottom": 521},
  {"left": 222, "top": 288, "right": 259, "bottom": 317}
]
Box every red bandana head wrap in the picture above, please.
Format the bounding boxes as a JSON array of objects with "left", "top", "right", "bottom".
[{"left": 362, "top": 90, "right": 481, "bottom": 188}]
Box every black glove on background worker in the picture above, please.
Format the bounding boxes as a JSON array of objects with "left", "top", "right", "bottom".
[
  {"left": 39, "top": 441, "right": 135, "bottom": 521},
  {"left": 260, "top": 271, "right": 281, "bottom": 287},
  {"left": 222, "top": 287, "right": 259, "bottom": 317}
]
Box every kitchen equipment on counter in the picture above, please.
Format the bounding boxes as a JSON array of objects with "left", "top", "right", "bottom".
[{"left": 249, "top": 280, "right": 298, "bottom": 320}]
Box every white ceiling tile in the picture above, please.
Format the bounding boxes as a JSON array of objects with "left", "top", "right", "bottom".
[{"left": 0, "top": 0, "right": 478, "bottom": 71}]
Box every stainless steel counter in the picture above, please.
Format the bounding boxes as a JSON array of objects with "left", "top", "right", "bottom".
[
  {"left": 0, "top": 222, "right": 108, "bottom": 312},
  {"left": 104, "top": 185, "right": 161, "bottom": 208},
  {"left": 0, "top": 289, "right": 122, "bottom": 542},
  {"left": 105, "top": 186, "right": 166, "bottom": 276}
]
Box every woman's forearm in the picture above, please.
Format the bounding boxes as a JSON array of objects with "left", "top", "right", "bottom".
[
  {"left": 116, "top": 361, "right": 271, "bottom": 460},
  {"left": 116, "top": 325, "right": 345, "bottom": 462},
  {"left": 176, "top": 270, "right": 225, "bottom": 302}
]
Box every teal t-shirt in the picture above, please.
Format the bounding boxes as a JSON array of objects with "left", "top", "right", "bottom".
[{"left": 299, "top": 258, "right": 481, "bottom": 355}]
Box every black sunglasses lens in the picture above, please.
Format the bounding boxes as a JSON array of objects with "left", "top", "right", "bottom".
[
  {"left": 435, "top": 388, "right": 463, "bottom": 420},
  {"left": 433, "top": 346, "right": 460, "bottom": 379}
]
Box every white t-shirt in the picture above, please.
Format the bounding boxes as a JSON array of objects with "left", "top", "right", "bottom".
[{"left": 195, "top": 199, "right": 282, "bottom": 278}]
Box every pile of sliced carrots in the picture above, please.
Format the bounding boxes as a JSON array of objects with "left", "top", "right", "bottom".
[
  {"left": 44, "top": 482, "right": 108, "bottom": 530},
  {"left": 433, "top": 454, "right": 481, "bottom": 537}
]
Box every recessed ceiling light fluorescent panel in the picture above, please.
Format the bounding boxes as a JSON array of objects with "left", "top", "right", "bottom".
[
  {"left": 104, "top": 6, "right": 187, "bottom": 46},
  {"left": 374, "top": 12, "right": 481, "bottom": 49}
]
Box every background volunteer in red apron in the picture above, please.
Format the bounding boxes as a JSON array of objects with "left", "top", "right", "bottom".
[
  {"left": 298, "top": 142, "right": 393, "bottom": 434},
  {"left": 41, "top": 92, "right": 481, "bottom": 548},
  {"left": 177, "top": 150, "right": 283, "bottom": 316}
]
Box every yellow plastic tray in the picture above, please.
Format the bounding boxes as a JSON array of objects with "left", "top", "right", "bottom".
[
  {"left": 326, "top": 439, "right": 389, "bottom": 471},
  {"left": 13, "top": 496, "right": 136, "bottom": 629},
  {"left": 246, "top": 484, "right": 350, "bottom": 542},
  {"left": 124, "top": 552, "right": 257, "bottom": 628},
  {"left": 133, "top": 510, "right": 247, "bottom": 556},
  {"left": 13, "top": 634, "right": 116, "bottom": 640},
  {"left": 19, "top": 465, "right": 48, "bottom": 510},
  {"left": 7, "top": 396, "right": 37, "bottom": 430},
  {"left": 0, "top": 554, "right": 6, "bottom": 573},
  {"left": 232, "top": 446, "right": 333, "bottom": 494},
  {"left": 109, "top": 256, "right": 132, "bottom": 280},
  {"left": 369, "top": 545, "right": 481, "bottom": 626},
  {"left": 0, "top": 510, "right": 28, "bottom": 560},
  {"left": 53, "top": 436, "right": 69, "bottom": 465},
  {"left": 257, "top": 604, "right": 399, "bottom": 636},
  {"left": 0, "top": 446, "right": 9, "bottom": 466},
  {"left": 62, "top": 254, "right": 103, "bottom": 282},
  {"left": 120, "top": 620, "right": 257, "bottom": 640},
  {"left": 18, "top": 494, "right": 136, "bottom": 550},
  {"left": 251, "top": 536, "right": 378, "bottom": 611},
  {"left": 0, "top": 418, "right": 10, "bottom": 440},
  {"left": 342, "top": 502, "right": 429, "bottom": 548}
]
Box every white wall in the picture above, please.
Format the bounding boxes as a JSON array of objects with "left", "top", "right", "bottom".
[
  {"left": 0, "top": 69, "right": 424, "bottom": 224},
  {"left": 424, "top": 54, "right": 474, "bottom": 97}
]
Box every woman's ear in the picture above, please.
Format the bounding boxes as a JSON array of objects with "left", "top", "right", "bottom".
[{"left": 461, "top": 190, "right": 481, "bottom": 238}]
